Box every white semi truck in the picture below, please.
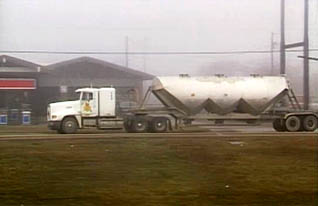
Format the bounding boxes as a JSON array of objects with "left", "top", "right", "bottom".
[{"left": 47, "top": 75, "right": 318, "bottom": 134}]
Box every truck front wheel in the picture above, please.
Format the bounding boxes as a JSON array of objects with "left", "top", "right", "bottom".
[
  {"left": 302, "top": 115, "right": 318, "bottom": 132},
  {"left": 61, "top": 117, "right": 78, "bottom": 134}
]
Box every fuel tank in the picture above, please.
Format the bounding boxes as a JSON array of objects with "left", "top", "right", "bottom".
[{"left": 151, "top": 75, "right": 289, "bottom": 115}]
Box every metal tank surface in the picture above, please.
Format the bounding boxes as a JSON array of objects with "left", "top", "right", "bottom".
[{"left": 151, "top": 75, "right": 289, "bottom": 115}]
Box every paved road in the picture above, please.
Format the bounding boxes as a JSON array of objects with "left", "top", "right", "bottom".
[
  {"left": 0, "top": 124, "right": 316, "bottom": 141},
  {"left": 0, "top": 122, "right": 316, "bottom": 141}
]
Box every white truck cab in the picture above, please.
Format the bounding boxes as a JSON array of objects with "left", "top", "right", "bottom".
[{"left": 48, "top": 87, "right": 118, "bottom": 133}]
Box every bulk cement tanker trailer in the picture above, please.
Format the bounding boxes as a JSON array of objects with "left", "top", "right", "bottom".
[{"left": 47, "top": 75, "right": 318, "bottom": 134}]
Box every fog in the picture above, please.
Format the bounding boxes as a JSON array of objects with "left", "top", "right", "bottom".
[{"left": 0, "top": 0, "right": 317, "bottom": 84}]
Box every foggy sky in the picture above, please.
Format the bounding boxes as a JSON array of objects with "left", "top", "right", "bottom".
[{"left": 0, "top": 0, "right": 317, "bottom": 78}]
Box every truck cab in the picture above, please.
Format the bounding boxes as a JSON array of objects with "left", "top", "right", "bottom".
[{"left": 48, "top": 87, "right": 117, "bottom": 133}]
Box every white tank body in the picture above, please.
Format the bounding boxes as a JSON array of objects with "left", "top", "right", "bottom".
[{"left": 151, "top": 75, "right": 289, "bottom": 115}]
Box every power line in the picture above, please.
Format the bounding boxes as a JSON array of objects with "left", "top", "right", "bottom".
[
  {"left": 0, "top": 49, "right": 317, "bottom": 55},
  {"left": 298, "top": 55, "right": 318, "bottom": 61}
]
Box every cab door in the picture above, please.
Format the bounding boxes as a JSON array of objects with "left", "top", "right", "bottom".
[{"left": 80, "top": 91, "right": 98, "bottom": 117}]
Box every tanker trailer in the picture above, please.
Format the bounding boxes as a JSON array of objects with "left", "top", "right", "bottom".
[
  {"left": 142, "top": 74, "right": 317, "bottom": 132},
  {"left": 151, "top": 75, "right": 289, "bottom": 116}
]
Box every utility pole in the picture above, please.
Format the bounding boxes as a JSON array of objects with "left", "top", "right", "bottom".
[{"left": 280, "top": 0, "right": 310, "bottom": 110}]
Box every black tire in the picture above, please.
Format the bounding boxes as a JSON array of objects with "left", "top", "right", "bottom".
[
  {"left": 131, "top": 116, "right": 149, "bottom": 133},
  {"left": 123, "top": 116, "right": 134, "bottom": 133},
  {"left": 272, "top": 118, "right": 286, "bottom": 132},
  {"left": 150, "top": 117, "right": 168, "bottom": 133},
  {"left": 285, "top": 116, "right": 301, "bottom": 132},
  {"left": 57, "top": 128, "right": 65, "bottom": 134},
  {"left": 302, "top": 115, "right": 318, "bottom": 132},
  {"left": 61, "top": 117, "right": 78, "bottom": 134}
]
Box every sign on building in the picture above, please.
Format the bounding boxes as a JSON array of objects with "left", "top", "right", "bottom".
[{"left": 0, "top": 78, "right": 36, "bottom": 90}]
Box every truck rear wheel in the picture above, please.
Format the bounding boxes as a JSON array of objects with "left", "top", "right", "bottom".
[
  {"left": 302, "top": 115, "right": 318, "bottom": 132},
  {"left": 150, "top": 117, "right": 168, "bottom": 133},
  {"left": 131, "top": 116, "right": 149, "bottom": 133},
  {"left": 61, "top": 117, "right": 78, "bottom": 134},
  {"left": 285, "top": 116, "right": 301, "bottom": 132},
  {"left": 123, "top": 116, "right": 134, "bottom": 133},
  {"left": 272, "top": 119, "right": 286, "bottom": 132}
]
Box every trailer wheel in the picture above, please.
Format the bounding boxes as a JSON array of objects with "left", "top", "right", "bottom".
[
  {"left": 150, "top": 117, "right": 168, "bottom": 133},
  {"left": 285, "top": 116, "right": 301, "bottom": 132},
  {"left": 302, "top": 115, "right": 318, "bottom": 132},
  {"left": 131, "top": 116, "right": 149, "bottom": 133},
  {"left": 61, "top": 117, "right": 78, "bottom": 134},
  {"left": 272, "top": 119, "right": 286, "bottom": 132}
]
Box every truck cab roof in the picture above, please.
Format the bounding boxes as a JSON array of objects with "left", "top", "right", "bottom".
[{"left": 75, "top": 87, "right": 115, "bottom": 93}]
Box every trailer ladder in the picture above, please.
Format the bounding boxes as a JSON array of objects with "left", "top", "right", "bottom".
[{"left": 287, "top": 82, "right": 301, "bottom": 110}]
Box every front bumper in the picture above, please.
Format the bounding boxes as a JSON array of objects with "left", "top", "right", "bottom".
[{"left": 48, "top": 121, "right": 61, "bottom": 130}]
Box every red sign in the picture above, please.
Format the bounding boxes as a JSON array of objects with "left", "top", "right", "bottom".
[{"left": 0, "top": 79, "right": 36, "bottom": 90}]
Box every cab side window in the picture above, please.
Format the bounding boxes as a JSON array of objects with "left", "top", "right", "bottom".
[{"left": 82, "top": 92, "right": 93, "bottom": 101}]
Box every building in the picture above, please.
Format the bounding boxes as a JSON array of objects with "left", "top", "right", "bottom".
[
  {"left": 0, "top": 55, "right": 42, "bottom": 122},
  {"left": 0, "top": 55, "right": 154, "bottom": 123}
]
